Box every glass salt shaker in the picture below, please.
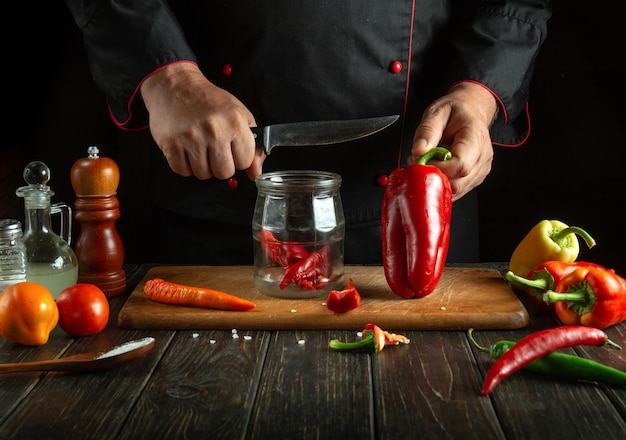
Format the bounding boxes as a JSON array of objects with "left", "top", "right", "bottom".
[
  {"left": 253, "top": 170, "right": 345, "bottom": 298},
  {"left": 0, "top": 219, "right": 27, "bottom": 292},
  {"left": 15, "top": 161, "right": 79, "bottom": 298}
]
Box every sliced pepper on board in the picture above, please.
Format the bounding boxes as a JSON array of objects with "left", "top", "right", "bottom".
[
  {"left": 505, "top": 261, "right": 606, "bottom": 309},
  {"left": 326, "top": 278, "right": 361, "bottom": 313},
  {"left": 508, "top": 219, "right": 596, "bottom": 282},
  {"left": 543, "top": 266, "right": 626, "bottom": 329},
  {"left": 382, "top": 147, "right": 452, "bottom": 298}
]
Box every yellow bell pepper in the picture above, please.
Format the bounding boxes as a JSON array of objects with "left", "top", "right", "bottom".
[
  {"left": 509, "top": 219, "right": 596, "bottom": 280},
  {"left": 0, "top": 282, "right": 59, "bottom": 346}
]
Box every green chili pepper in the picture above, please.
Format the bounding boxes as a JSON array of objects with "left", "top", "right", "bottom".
[{"left": 468, "top": 328, "right": 626, "bottom": 387}]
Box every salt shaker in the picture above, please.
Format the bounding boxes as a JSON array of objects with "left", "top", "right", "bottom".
[{"left": 0, "top": 219, "right": 27, "bottom": 292}]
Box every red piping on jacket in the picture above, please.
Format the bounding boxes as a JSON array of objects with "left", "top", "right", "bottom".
[{"left": 109, "top": 60, "right": 198, "bottom": 131}]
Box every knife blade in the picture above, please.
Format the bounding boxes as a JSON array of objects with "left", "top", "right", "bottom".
[{"left": 251, "top": 115, "right": 399, "bottom": 155}]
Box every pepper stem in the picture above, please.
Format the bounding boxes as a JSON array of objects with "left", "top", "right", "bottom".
[
  {"left": 416, "top": 146, "right": 452, "bottom": 165},
  {"left": 467, "top": 328, "right": 489, "bottom": 353},
  {"left": 329, "top": 331, "right": 377, "bottom": 353},
  {"left": 505, "top": 271, "right": 549, "bottom": 290},
  {"left": 552, "top": 226, "right": 596, "bottom": 249},
  {"left": 543, "top": 291, "right": 587, "bottom": 303}
]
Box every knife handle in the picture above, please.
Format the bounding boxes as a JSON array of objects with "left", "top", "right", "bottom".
[{"left": 250, "top": 127, "right": 269, "bottom": 154}]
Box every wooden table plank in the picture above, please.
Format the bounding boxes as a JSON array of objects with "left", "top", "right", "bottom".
[
  {"left": 117, "top": 330, "right": 270, "bottom": 440},
  {"left": 372, "top": 330, "right": 506, "bottom": 439},
  {"left": 248, "top": 330, "right": 374, "bottom": 439}
]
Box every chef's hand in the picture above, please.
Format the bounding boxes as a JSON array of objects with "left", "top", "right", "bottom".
[
  {"left": 140, "top": 62, "right": 265, "bottom": 181},
  {"left": 408, "top": 81, "right": 498, "bottom": 201}
]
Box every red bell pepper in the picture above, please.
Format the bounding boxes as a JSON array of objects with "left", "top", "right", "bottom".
[
  {"left": 382, "top": 147, "right": 452, "bottom": 298},
  {"left": 543, "top": 266, "right": 626, "bottom": 329},
  {"left": 505, "top": 261, "right": 606, "bottom": 309},
  {"left": 326, "top": 278, "right": 361, "bottom": 313}
]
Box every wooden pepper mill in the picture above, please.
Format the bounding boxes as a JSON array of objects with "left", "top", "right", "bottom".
[{"left": 70, "top": 146, "right": 126, "bottom": 297}]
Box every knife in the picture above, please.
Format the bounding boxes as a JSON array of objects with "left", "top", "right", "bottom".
[{"left": 251, "top": 115, "right": 399, "bottom": 155}]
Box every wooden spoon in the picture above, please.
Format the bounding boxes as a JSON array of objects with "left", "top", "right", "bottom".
[{"left": 0, "top": 337, "right": 156, "bottom": 374}]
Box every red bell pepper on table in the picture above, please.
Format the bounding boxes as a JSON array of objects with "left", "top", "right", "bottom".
[
  {"left": 505, "top": 261, "right": 606, "bottom": 309},
  {"left": 479, "top": 325, "right": 621, "bottom": 395},
  {"left": 382, "top": 147, "right": 452, "bottom": 298},
  {"left": 543, "top": 266, "right": 626, "bottom": 329}
]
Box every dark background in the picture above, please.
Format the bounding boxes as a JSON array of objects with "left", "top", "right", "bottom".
[{"left": 2, "top": 1, "right": 624, "bottom": 274}]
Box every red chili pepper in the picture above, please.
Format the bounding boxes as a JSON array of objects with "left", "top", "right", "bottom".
[
  {"left": 382, "top": 147, "right": 452, "bottom": 298},
  {"left": 258, "top": 229, "right": 309, "bottom": 269},
  {"left": 543, "top": 266, "right": 626, "bottom": 329},
  {"left": 505, "top": 261, "right": 606, "bottom": 309},
  {"left": 326, "top": 278, "right": 361, "bottom": 313},
  {"left": 481, "top": 325, "right": 621, "bottom": 395},
  {"left": 279, "top": 245, "right": 331, "bottom": 290}
]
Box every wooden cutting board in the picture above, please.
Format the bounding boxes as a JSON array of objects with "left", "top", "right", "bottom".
[{"left": 118, "top": 265, "right": 529, "bottom": 331}]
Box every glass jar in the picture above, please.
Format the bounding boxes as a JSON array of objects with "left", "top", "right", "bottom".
[
  {"left": 253, "top": 170, "right": 345, "bottom": 298},
  {"left": 0, "top": 219, "right": 27, "bottom": 292}
]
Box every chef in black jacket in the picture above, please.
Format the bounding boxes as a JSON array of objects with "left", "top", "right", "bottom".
[{"left": 65, "top": 1, "right": 551, "bottom": 264}]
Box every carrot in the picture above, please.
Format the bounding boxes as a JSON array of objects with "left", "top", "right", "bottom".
[{"left": 143, "top": 278, "right": 256, "bottom": 311}]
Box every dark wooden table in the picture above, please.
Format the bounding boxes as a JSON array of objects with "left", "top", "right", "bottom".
[{"left": 1, "top": 263, "right": 624, "bottom": 440}]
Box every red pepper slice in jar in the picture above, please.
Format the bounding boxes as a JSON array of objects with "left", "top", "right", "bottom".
[
  {"left": 382, "top": 147, "right": 452, "bottom": 298},
  {"left": 279, "top": 245, "right": 332, "bottom": 290}
]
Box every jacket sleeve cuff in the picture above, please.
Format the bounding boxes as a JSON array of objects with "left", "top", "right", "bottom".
[
  {"left": 448, "top": 79, "right": 530, "bottom": 147},
  {"left": 109, "top": 60, "right": 199, "bottom": 131}
]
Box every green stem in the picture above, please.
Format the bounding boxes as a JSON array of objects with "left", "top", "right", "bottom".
[
  {"left": 416, "top": 146, "right": 452, "bottom": 165},
  {"left": 329, "top": 332, "right": 377, "bottom": 353},
  {"left": 505, "top": 271, "right": 549, "bottom": 290},
  {"left": 543, "top": 291, "right": 587, "bottom": 303},
  {"left": 553, "top": 226, "right": 596, "bottom": 249}
]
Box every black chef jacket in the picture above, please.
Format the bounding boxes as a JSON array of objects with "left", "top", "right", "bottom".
[{"left": 65, "top": 0, "right": 551, "bottom": 265}]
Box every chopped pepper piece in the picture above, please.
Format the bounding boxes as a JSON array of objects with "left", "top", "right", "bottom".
[
  {"left": 326, "top": 278, "right": 361, "bottom": 313},
  {"left": 328, "top": 323, "right": 409, "bottom": 353},
  {"left": 543, "top": 266, "right": 626, "bottom": 329},
  {"left": 508, "top": 219, "right": 596, "bottom": 282}
]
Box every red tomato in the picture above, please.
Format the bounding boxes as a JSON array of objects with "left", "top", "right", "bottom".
[{"left": 56, "top": 284, "right": 110, "bottom": 336}]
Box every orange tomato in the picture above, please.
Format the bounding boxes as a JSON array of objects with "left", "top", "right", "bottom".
[{"left": 0, "top": 282, "right": 59, "bottom": 346}]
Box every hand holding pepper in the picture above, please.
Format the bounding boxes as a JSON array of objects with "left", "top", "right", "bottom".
[{"left": 382, "top": 147, "right": 452, "bottom": 298}]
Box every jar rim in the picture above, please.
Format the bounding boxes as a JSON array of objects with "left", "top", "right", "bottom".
[{"left": 255, "top": 170, "right": 342, "bottom": 191}]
